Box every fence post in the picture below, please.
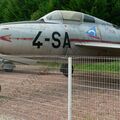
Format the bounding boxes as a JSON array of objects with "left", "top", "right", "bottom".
[{"left": 68, "top": 57, "right": 72, "bottom": 120}]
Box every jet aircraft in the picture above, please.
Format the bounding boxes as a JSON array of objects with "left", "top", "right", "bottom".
[{"left": 0, "top": 10, "right": 120, "bottom": 76}]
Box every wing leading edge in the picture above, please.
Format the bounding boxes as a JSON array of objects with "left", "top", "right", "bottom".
[{"left": 75, "top": 42, "right": 120, "bottom": 49}]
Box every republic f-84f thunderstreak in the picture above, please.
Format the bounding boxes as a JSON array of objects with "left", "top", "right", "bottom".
[{"left": 0, "top": 10, "right": 120, "bottom": 75}]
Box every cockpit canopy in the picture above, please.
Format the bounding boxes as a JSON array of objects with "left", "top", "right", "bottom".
[
  {"left": 38, "top": 10, "right": 112, "bottom": 26},
  {"left": 44, "top": 10, "right": 82, "bottom": 22}
]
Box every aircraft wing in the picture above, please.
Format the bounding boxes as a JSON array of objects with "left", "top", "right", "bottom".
[
  {"left": 0, "top": 54, "right": 38, "bottom": 65},
  {"left": 74, "top": 42, "right": 120, "bottom": 49}
]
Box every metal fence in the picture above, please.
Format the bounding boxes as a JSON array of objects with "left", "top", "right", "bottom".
[
  {"left": 0, "top": 56, "right": 120, "bottom": 120},
  {"left": 72, "top": 56, "right": 120, "bottom": 120},
  {"left": 0, "top": 56, "right": 68, "bottom": 120}
]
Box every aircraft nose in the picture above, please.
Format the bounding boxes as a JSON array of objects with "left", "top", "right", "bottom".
[{"left": 0, "top": 26, "right": 11, "bottom": 42}]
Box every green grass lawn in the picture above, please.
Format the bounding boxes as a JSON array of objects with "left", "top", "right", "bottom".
[
  {"left": 74, "top": 61, "right": 120, "bottom": 73},
  {"left": 37, "top": 61, "right": 120, "bottom": 73}
]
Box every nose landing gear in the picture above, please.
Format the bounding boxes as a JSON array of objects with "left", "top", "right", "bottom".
[
  {"left": 60, "top": 63, "right": 73, "bottom": 77},
  {"left": 1, "top": 60, "right": 15, "bottom": 72}
]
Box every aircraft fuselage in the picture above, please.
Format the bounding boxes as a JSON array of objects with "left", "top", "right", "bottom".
[{"left": 0, "top": 11, "right": 120, "bottom": 56}]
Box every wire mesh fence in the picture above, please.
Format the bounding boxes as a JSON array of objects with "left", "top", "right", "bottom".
[
  {"left": 72, "top": 56, "right": 120, "bottom": 120},
  {"left": 0, "top": 56, "right": 120, "bottom": 120},
  {"left": 0, "top": 56, "right": 68, "bottom": 120}
]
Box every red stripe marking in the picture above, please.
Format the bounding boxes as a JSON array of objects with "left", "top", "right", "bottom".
[
  {"left": 0, "top": 35, "right": 11, "bottom": 42},
  {"left": 0, "top": 35, "right": 33, "bottom": 42},
  {"left": 15, "top": 38, "right": 33, "bottom": 40}
]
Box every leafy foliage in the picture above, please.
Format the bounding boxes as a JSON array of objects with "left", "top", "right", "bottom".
[{"left": 0, "top": 0, "right": 120, "bottom": 25}]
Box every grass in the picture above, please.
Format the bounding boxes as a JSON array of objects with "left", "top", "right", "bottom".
[
  {"left": 81, "top": 113, "right": 95, "bottom": 120},
  {"left": 74, "top": 61, "right": 120, "bottom": 73},
  {"left": 0, "top": 96, "right": 11, "bottom": 103},
  {"left": 0, "top": 96, "right": 11, "bottom": 100},
  {"left": 37, "top": 61, "right": 62, "bottom": 68},
  {"left": 37, "top": 61, "right": 120, "bottom": 73}
]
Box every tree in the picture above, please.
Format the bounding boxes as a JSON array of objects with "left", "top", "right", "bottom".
[
  {"left": 110, "top": 0, "right": 120, "bottom": 25},
  {"left": 2, "top": 0, "right": 20, "bottom": 22},
  {"left": 31, "top": 0, "right": 49, "bottom": 20},
  {"left": 2, "top": 0, "right": 39, "bottom": 22},
  {"left": 0, "top": 0, "right": 8, "bottom": 23},
  {"left": 91, "top": 0, "right": 109, "bottom": 20},
  {"left": 0, "top": 0, "right": 119, "bottom": 26}
]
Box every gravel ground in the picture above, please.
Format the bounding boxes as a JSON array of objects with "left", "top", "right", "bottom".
[{"left": 0, "top": 66, "right": 120, "bottom": 120}]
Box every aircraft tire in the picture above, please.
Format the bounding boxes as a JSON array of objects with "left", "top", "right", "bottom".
[
  {"left": 2, "top": 61, "right": 15, "bottom": 72},
  {"left": 60, "top": 63, "right": 73, "bottom": 77},
  {"left": 4, "top": 69, "right": 13, "bottom": 72}
]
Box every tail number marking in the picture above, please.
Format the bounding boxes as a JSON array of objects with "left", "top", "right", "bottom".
[{"left": 32, "top": 31, "right": 71, "bottom": 48}]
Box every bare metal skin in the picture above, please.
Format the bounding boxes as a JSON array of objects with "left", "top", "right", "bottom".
[{"left": 0, "top": 10, "right": 120, "bottom": 57}]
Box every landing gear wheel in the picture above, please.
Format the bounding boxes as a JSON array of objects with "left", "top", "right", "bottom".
[
  {"left": 60, "top": 63, "right": 74, "bottom": 77},
  {"left": 4, "top": 69, "right": 13, "bottom": 72},
  {"left": 2, "top": 60, "right": 15, "bottom": 72}
]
